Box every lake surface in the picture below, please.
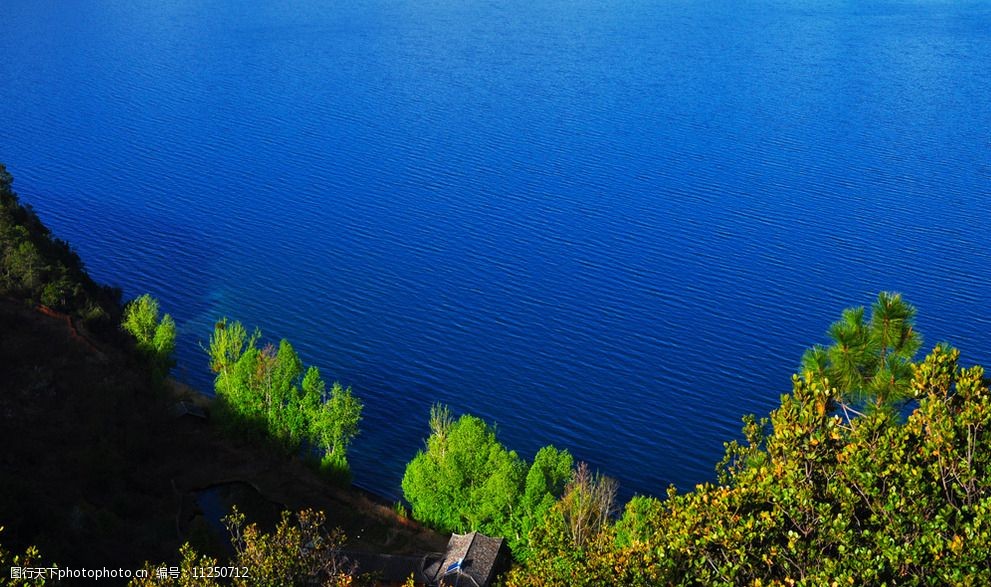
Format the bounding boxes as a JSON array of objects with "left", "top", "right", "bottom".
[{"left": 2, "top": 0, "right": 989, "bottom": 502}]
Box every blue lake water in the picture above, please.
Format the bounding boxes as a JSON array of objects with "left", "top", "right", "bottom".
[{"left": 1, "top": 0, "right": 990, "bottom": 502}]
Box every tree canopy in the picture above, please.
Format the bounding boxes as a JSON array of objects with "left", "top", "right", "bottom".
[
  {"left": 401, "top": 405, "right": 573, "bottom": 556},
  {"left": 122, "top": 293, "right": 177, "bottom": 384},
  {"left": 207, "top": 319, "right": 362, "bottom": 482}
]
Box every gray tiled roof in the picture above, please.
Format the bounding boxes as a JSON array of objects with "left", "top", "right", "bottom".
[{"left": 423, "top": 532, "right": 509, "bottom": 587}]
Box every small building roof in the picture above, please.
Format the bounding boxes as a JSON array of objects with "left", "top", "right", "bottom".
[{"left": 422, "top": 532, "right": 511, "bottom": 587}]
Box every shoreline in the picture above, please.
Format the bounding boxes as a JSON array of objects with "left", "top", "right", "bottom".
[{"left": 167, "top": 377, "right": 407, "bottom": 513}]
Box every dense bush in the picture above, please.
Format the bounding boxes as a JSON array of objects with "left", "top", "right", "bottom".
[{"left": 402, "top": 404, "right": 573, "bottom": 557}]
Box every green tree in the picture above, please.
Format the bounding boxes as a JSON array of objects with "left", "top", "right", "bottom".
[
  {"left": 40, "top": 272, "right": 76, "bottom": 309},
  {"left": 10, "top": 241, "right": 44, "bottom": 290},
  {"left": 402, "top": 407, "right": 575, "bottom": 556},
  {"left": 208, "top": 318, "right": 254, "bottom": 378},
  {"left": 801, "top": 291, "right": 921, "bottom": 410},
  {"left": 513, "top": 445, "right": 573, "bottom": 555},
  {"left": 309, "top": 380, "right": 362, "bottom": 480},
  {"left": 271, "top": 340, "right": 303, "bottom": 413},
  {"left": 122, "top": 293, "right": 176, "bottom": 383},
  {"left": 208, "top": 318, "right": 258, "bottom": 425},
  {"left": 253, "top": 340, "right": 305, "bottom": 445},
  {"left": 402, "top": 407, "right": 527, "bottom": 538}
]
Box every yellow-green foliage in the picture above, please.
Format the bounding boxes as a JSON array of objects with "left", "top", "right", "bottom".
[
  {"left": 507, "top": 344, "right": 991, "bottom": 586},
  {"left": 131, "top": 509, "right": 354, "bottom": 587},
  {"left": 0, "top": 528, "right": 46, "bottom": 587}
]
